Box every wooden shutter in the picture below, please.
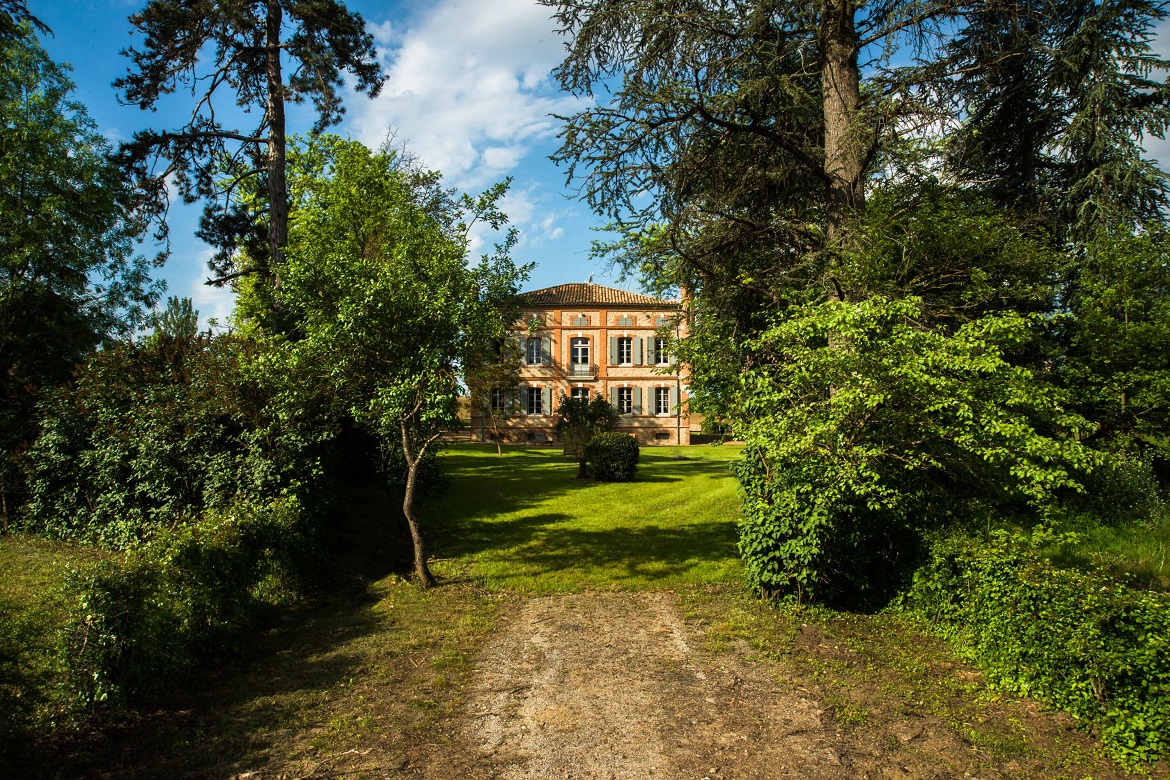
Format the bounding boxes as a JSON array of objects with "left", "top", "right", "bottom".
[
  {"left": 518, "top": 336, "right": 529, "bottom": 364},
  {"left": 669, "top": 386, "right": 678, "bottom": 413},
  {"left": 609, "top": 336, "right": 618, "bottom": 365},
  {"left": 646, "top": 338, "right": 656, "bottom": 365},
  {"left": 668, "top": 351, "right": 677, "bottom": 366},
  {"left": 542, "top": 387, "right": 553, "bottom": 415},
  {"left": 609, "top": 387, "right": 618, "bottom": 408},
  {"left": 633, "top": 387, "right": 642, "bottom": 415},
  {"left": 633, "top": 338, "right": 643, "bottom": 365},
  {"left": 542, "top": 336, "right": 552, "bottom": 365}
]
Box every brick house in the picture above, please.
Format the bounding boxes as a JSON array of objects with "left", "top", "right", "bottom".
[{"left": 470, "top": 283, "right": 691, "bottom": 446}]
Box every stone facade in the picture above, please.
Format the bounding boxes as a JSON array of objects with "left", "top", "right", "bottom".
[{"left": 470, "top": 283, "right": 690, "bottom": 446}]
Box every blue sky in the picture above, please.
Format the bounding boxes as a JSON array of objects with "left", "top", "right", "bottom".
[{"left": 31, "top": 0, "right": 622, "bottom": 327}]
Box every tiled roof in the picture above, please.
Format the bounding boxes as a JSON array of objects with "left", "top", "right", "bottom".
[{"left": 520, "top": 283, "right": 677, "bottom": 308}]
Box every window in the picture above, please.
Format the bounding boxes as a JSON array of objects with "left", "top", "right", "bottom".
[
  {"left": 490, "top": 389, "right": 506, "bottom": 411},
  {"left": 655, "top": 387, "right": 671, "bottom": 415},
  {"left": 653, "top": 337, "right": 670, "bottom": 365},
  {"left": 570, "top": 337, "right": 590, "bottom": 365},
  {"left": 571, "top": 387, "right": 589, "bottom": 401},
  {"left": 617, "top": 337, "right": 633, "bottom": 365},
  {"left": 526, "top": 387, "right": 543, "bottom": 415},
  {"left": 526, "top": 338, "right": 542, "bottom": 365},
  {"left": 617, "top": 387, "right": 633, "bottom": 415}
]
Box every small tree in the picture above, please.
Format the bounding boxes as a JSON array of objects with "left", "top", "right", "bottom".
[
  {"left": 555, "top": 394, "right": 619, "bottom": 479},
  {"left": 274, "top": 136, "right": 522, "bottom": 587}
]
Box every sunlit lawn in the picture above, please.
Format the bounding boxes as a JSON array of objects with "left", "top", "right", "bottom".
[{"left": 424, "top": 443, "right": 745, "bottom": 593}]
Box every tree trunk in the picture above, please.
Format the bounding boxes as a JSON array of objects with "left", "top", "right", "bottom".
[
  {"left": 265, "top": 0, "right": 288, "bottom": 279},
  {"left": 577, "top": 457, "right": 588, "bottom": 479},
  {"left": 819, "top": 0, "right": 866, "bottom": 301},
  {"left": 401, "top": 419, "right": 437, "bottom": 588}
]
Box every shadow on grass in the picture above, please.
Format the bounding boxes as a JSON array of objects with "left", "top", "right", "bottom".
[
  {"left": 441, "top": 511, "right": 739, "bottom": 587},
  {"left": 25, "top": 587, "right": 388, "bottom": 780}
]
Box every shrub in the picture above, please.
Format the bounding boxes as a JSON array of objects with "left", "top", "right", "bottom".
[
  {"left": 585, "top": 432, "right": 639, "bottom": 482},
  {"left": 22, "top": 333, "right": 334, "bottom": 548},
  {"left": 57, "top": 498, "right": 308, "bottom": 711},
  {"left": 735, "top": 297, "right": 1096, "bottom": 604},
  {"left": 902, "top": 527, "right": 1170, "bottom": 766}
]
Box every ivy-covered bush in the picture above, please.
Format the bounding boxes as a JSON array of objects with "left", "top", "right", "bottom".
[
  {"left": 735, "top": 297, "right": 1096, "bottom": 604},
  {"left": 585, "top": 432, "right": 640, "bottom": 482},
  {"left": 902, "top": 527, "right": 1170, "bottom": 766},
  {"left": 57, "top": 498, "right": 309, "bottom": 711}
]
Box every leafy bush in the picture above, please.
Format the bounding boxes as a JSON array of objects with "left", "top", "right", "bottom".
[
  {"left": 57, "top": 498, "right": 308, "bottom": 711},
  {"left": 585, "top": 432, "right": 639, "bottom": 482},
  {"left": 735, "top": 297, "right": 1097, "bottom": 604},
  {"left": 902, "top": 527, "right": 1170, "bottom": 766},
  {"left": 22, "top": 331, "right": 334, "bottom": 548}
]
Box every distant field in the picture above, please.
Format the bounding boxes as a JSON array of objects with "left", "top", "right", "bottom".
[{"left": 424, "top": 443, "right": 746, "bottom": 593}]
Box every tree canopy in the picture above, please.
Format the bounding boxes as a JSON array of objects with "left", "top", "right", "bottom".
[{"left": 115, "top": 0, "right": 384, "bottom": 283}]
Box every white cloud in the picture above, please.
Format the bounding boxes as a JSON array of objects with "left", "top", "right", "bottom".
[
  {"left": 187, "top": 257, "right": 236, "bottom": 331},
  {"left": 350, "top": 0, "right": 587, "bottom": 188}
]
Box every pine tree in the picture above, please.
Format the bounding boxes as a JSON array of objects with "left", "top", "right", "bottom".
[{"left": 114, "top": 0, "right": 383, "bottom": 284}]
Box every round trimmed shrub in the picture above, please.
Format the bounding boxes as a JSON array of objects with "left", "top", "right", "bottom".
[{"left": 585, "top": 432, "right": 639, "bottom": 482}]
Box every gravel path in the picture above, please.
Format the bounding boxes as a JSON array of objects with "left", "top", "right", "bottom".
[{"left": 462, "top": 591, "right": 848, "bottom": 780}]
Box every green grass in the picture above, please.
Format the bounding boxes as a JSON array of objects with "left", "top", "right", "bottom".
[
  {"left": 1062, "top": 516, "right": 1170, "bottom": 590},
  {"left": 423, "top": 443, "right": 745, "bottom": 593}
]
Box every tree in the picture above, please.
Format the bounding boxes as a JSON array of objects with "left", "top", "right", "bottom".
[
  {"left": 272, "top": 136, "right": 524, "bottom": 587},
  {"left": 554, "top": 393, "right": 619, "bottom": 478},
  {"left": 0, "top": 27, "right": 159, "bottom": 528},
  {"left": 114, "top": 0, "right": 383, "bottom": 283}
]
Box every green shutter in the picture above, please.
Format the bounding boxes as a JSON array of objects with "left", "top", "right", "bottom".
[
  {"left": 609, "top": 387, "right": 618, "bottom": 408},
  {"left": 542, "top": 387, "right": 553, "bottom": 415},
  {"left": 669, "top": 386, "right": 678, "bottom": 413},
  {"left": 668, "top": 351, "right": 677, "bottom": 366},
  {"left": 646, "top": 338, "right": 657, "bottom": 365},
  {"left": 609, "top": 336, "right": 618, "bottom": 365},
  {"left": 633, "top": 338, "right": 643, "bottom": 365},
  {"left": 518, "top": 336, "right": 529, "bottom": 364},
  {"left": 542, "top": 336, "right": 552, "bottom": 365},
  {"left": 633, "top": 387, "right": 642, "bottom": 415}
]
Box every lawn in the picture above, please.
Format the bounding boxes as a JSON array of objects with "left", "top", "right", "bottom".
[{"left": 423, "top": 443, "right": 745, "bottom": 593}]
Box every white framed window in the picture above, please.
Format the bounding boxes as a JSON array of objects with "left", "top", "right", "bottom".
[
  {"left": 570, "top": 337, "right": 590, "bottom": 365},
  {"left": 490, "top": 389, "right": 506, "bottom": 411},
  {"left": 526, "top": 387, "right": 543, "bottom": 415},
  {"left": 526, "top": 338, "right": 543, "bottom": 365},
  {"left": 654, "top": 337, "right": 670, "bottom": 365},
  {"left": 655, "top": 387, "right": 671, "bottom": 415},
  {"left": 617, "top": 337, "right": 633, "bottom": 365},
  {"left": 571, "top": 387, "right": 590, "bottom": 401},
  {"left": 617, "top": 387, "right": 633, "bottom": 414}
]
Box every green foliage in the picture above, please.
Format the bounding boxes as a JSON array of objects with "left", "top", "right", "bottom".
[
  {"left": 263, "top": 135, "right": 524, "bottom": 585},
  {"left": 555, "top": 394, "right": 620, "bottom": 476},
  {"left": 903, "top": 528, "right": 1170, "bottom": 766},
  {"left": 735, "top": 296, "right": 1097, "bottom": 604},
  {"left": 22, "top": 331, "right": 332, "bottom": 548},
  {"left": 0, "top": 26, "right": 159, "bottom": 513},
  {"left": 1062, "top": 232, "right": 1170, "bottom": 465},
  {"left": 584, "top": 432, "right": 640, "bottom": 482},
  {"left": 58, "top": 498, "right": 308, "bottom": 712}
]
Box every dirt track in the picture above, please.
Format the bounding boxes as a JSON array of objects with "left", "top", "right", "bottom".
[{"left": 464, "top": 591, "right": 843, "bottom": 780}]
